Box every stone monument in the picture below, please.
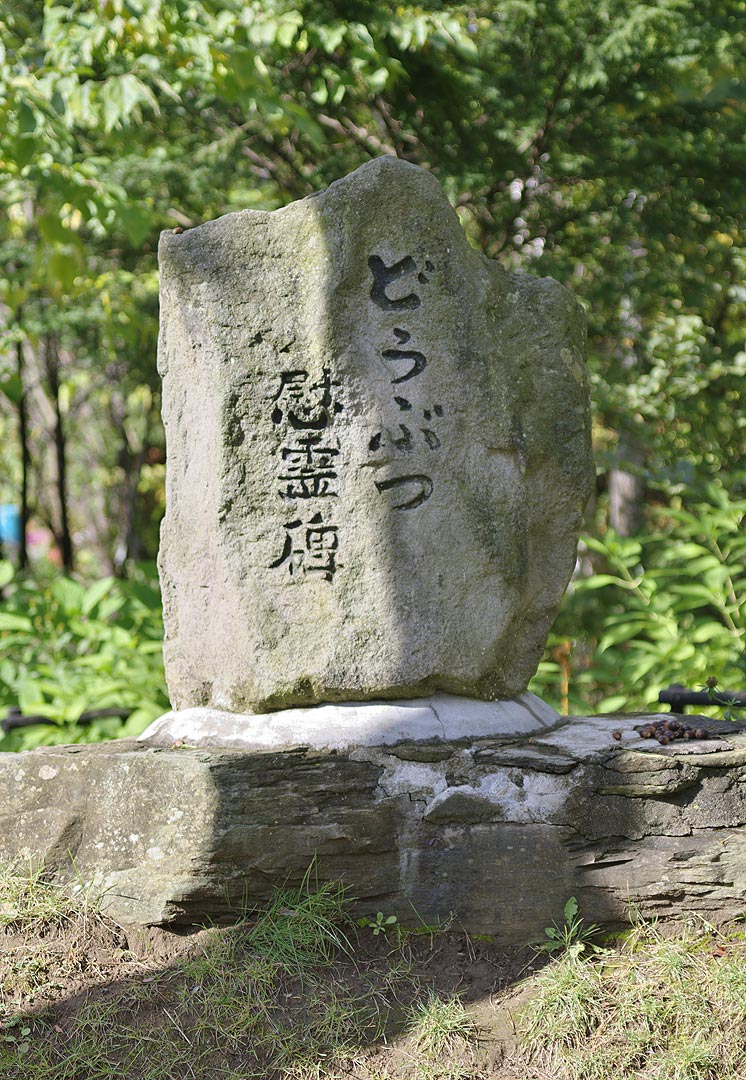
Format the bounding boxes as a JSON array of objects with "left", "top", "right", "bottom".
[
  {"left": 5, "top": 161, "right": 746, "bottom": 934},
  {"left": 145, "top": 156, "right": 594, "bottom": 748}
]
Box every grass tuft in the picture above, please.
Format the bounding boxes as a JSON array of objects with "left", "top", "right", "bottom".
[
  {"left": 0, "top": 861, "right": 100, "bottom": 932},
  {"left": 244, "top": 876, "right": 353, "bottom": 976},
  {"left": 402, "top": 988, "right": 480, "bottom": 1078},
  {"left": 519, "top": 918, "right": 746, "bottom": 1080}
]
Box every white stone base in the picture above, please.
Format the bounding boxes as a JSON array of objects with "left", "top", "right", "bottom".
[{"left": 137, "top": 692, "right": 560, "bottom": 752}]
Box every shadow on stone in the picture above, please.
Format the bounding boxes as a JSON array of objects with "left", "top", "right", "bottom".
[{"left": 2, "top": 715, "right": 746, "bottom": 936}]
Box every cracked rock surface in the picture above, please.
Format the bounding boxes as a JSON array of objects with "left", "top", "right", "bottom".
[{"left": 1, "top": 713, "right": 746, "bottom": 937}]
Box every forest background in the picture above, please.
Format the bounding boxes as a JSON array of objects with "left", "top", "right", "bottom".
[{"left": 0, "top": 0, "right": 745, "bottom": 748}]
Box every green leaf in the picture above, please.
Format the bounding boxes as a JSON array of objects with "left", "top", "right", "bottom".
[
  {"left": 0, "top": 373, "right": 23, "bottom": 406},
  {"left": 82, "top": 577, "right": 115, "bottom": 616},
  {"left": 100, "top": 73, "right": 159, "bottom": 133},
  {"left": 598, "top": 622, "right": 650, "bottom": 651},
  {"left": 0, "top": 613, "right": 32, "bottom": 631},
  {"left": 9, "top": 133, "right": 37, "bottom": 169},
  {"left": 97, "top": 594, "right": 126, "bottom": 620},
  {"left": 575, "top": 574, "right": 640, "bottom": 591},
  {"left": 38, "top": 212, "right": 73, "bottom": 245},
  {"left": 126, "top": 581, "right": 161, "bottom": 610},
  {"left": 597, "top": 694, "right": 630, "bottom": 712},
  {"left": 563, "top": 897, "right": 579, "bottom": 922},
  {"left": 51, "top": 577, "right": 84, "bottom": 615},
  {"left": 117, "top": 202, "right": 153, "bottom": 246},
  {"left": 689, "top": 621, "right": 735, "bottom": 644},
  {"left": 276, "top": 12, "right": 302, "bottom": 49},
  {"left": 315, "top": 24, "right": 346, "bottom": 51},
  {"left": 47, "top": 250, "right": 81, "bottom": 291}
]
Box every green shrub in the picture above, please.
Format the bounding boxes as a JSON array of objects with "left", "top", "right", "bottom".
[
  {"left": 531, "top": 484, "right": 746, "bottom": 715},
  {"left": 0, "top": 561, "right": 168, "bottom": 750}
]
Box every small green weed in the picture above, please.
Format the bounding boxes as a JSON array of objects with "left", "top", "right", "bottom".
[
  {"left": 537, "top": 896, "right": 603, "bottom": 958},
  {"left": 358, "top": 912, "right": 398, "bottom": 937}
]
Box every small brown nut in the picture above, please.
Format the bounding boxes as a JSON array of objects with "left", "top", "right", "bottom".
[
  {"left": 173, "top": 226, "right": 184, "bottom": 234},
  {"left": 658, "top": 735, "right": 670, "bottom": 745},
  {"left": 612, "top": 730, "right": 622, "bottom": 741},
  {"left": 695, "top": 728, "right": 708, "bottom": 740}
]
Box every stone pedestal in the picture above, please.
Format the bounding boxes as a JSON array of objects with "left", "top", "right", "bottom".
[{"left": 2, "top": 713, "right": 746, "bottom": 937}]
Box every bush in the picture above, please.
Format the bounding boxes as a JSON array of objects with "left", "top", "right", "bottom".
[
  {"left": 0, "top": 561, "right": 168, "bottom": 750},
  {"left": 531, "top": 484, "right": 746, "bottom": 715}
]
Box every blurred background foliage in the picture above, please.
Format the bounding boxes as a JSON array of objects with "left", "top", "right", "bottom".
[{"left": 0, "top": 0, "right": 745, "bottom": 744}]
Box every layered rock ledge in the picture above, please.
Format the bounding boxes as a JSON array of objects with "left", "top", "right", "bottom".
[{"left": 1, "top": 711, "right": 745, "bottom": 938}]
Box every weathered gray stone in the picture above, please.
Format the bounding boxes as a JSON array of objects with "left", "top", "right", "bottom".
[
  {"left": 138, "top": 691, "right": 559, "bottom": 752},
  {"left": 158, "top": 156, "right": 593, "bottom": 714},
  {"left": 4, "top": 714, "right": 746, "bottom": 937}
]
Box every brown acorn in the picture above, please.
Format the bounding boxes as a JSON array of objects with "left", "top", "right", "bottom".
[
  {"left": 612, "top": 730, "right": 622, "bottom": 741},
  {"left": 695, "top": 728, "right": 708, "bottom": 740}
]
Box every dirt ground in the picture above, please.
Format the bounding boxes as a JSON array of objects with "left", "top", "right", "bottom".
[{"left": 0, "top": 905, "right": 546, "bottom": 1079}]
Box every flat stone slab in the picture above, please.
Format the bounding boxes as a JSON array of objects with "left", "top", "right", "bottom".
[
  {"left": 3, "top": 712, "right": 746, "bottom": 937},
  {"left": 138, "top": 692, "right": 560, "bottom": 751}
]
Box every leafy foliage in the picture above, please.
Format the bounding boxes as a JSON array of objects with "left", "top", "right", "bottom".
[
  {"left": 0, "top": 561, "right": 168, "bottom": 750},
  {"left": 531, "top": 484, "right": 746, "bottom": 714},
  {"left": 2, "top": 0, "right": 746, "bottom": 570},
  {"left": 0, "top": 2, "right": 745, "bottom": 723}
]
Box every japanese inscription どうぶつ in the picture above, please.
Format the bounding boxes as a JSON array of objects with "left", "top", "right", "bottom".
[{"left": 367, "top": 254, "right": 443, "bottom": 512}]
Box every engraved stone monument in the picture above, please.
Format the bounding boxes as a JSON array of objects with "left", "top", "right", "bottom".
[
  {"left": 8, "top": 162, "right": 746, "bottom": 938},
  {"left": 146, "top": 156, "right": 593, "bottom": 747}
]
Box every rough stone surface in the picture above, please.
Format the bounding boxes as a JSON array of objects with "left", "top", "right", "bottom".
[
  {"left": 158, "top": 156, "right": 593, "bottom": 714},
  {"left": 3, "top": 713, "right": 746, "bottom": 937},
  {"left": 139, "top": 691, "right": 560, "bottom": 751}
]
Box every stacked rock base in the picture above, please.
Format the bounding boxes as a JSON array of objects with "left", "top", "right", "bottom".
[{"left": 1, "top": 706, "right": 746, "bottom": 939}]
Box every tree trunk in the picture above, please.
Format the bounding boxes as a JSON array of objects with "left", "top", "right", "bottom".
[
  {"left": 16, "top": 336, "right": 29, "bottom": 569},
  {"left": 45, "top": 337, "right": 74, "bottom": 573},
  {"left": 114, "top": 447, "right": 147, "bottom": 576},
  {"left": 608, "top": 426, "right": 646, "bottom": 537}
]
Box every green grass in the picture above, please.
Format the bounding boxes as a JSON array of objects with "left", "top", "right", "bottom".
[
  {"left": 402, "top": 988, "right": 480, "bottom": 1079},
  {"left": 4, "top": 865, "right": 746, "bottom": 1079},
  {"left": 0, "top": 866, "right": 450, "bottom": 1079},
  {"left": 519, "top": 917, "right": 746, "bottom": 1080},
  {"left": 0, "top": 860, "right": 100, "bottom": 932}
]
